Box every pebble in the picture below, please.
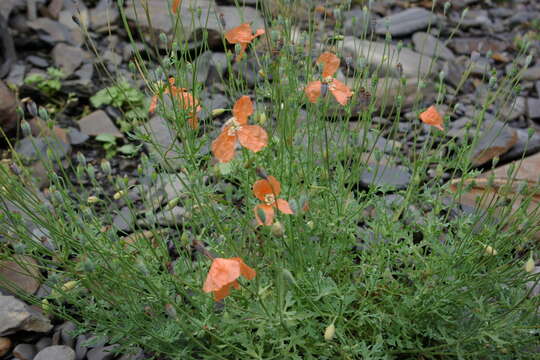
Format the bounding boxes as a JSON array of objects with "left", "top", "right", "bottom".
[
  {"left": 60, "top": 322, "right": 77, "bottom": 348},
  {"left": 375, "top": 8, "right": 436, "bottom": 37},
  {"left": 0, "top": 255, "right": 40, "bottom": 295},
  {"left": 34, "top": 346, "right": 75, "bottom": 360},
  {"left": 0, "top": 295, "right": 52, "bottom": 336},
  {"left": 26, "top": 56, "right": 49, "bottom": 68},
  {"left": 52, "top": 44, "right": 85, "bottom": 76},
  {"left": 412, "top": 32, "right": 455, "bottom": 61},
  {"left": 470, "top": 120, "right": 518, "bottom": 166},
  {"left": 86, "top": 344, "right": 119, "bottom": 360},
  {"left": 13, "top": 343, "right": 37, "bottom": 360},
  {"left": 357, "top": 163, "right": 411, "bottom": 190},
  {"left": 0, "top": 337, "right": 12, "bottom": 357},
  {"left": 78, "top": 110, "right": 123, "bottom": 138},
  {"left": 138, "top": 116, "right": 185, "bottom": 170},
  {"left": 35, "top": 338, "right": 52, "bottom": 353},
  {"left": 527, "top": 98, "right": 540, "bottom": 120}
]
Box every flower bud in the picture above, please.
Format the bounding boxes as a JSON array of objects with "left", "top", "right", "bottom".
[
  {"left": 113, "top": 190, "right": 127, "bottom": 200},
  {"left": 26, "top": 101, "right": 38, "bottom": 117},
  {"left": 21, "top": 120, "right": 32, "bottom": 137},
  {"left": 484, "top": 245, "right": 497, "bottom": 256},
  {"left": 87, "top": 195, "right": 99, "bottom": 204},
  {"left": 211, "top": 108, "right": 227, "bottom": 117},
  {"left": 100, "top": 159, "right": 112, "bottom": 175},
  {"left": 306, "top": 220, "right": 314, "bottom": 230},
  {"left": 525, "top": 256, "right": 535, "bottom": 273},
  {"left": 324, "top": 323, "right": 336, "bottom": 341},
  {"left": 38, "top": 107, "right": 49, "bottom": 121},
  {"left": 61, "top": 280, "right": 78, "bottom": 292},
  {"left": 271, "top": 221, "right": 284, "bottom": 237}
]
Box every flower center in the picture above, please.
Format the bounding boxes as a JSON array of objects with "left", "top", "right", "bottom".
[
  {"left": 225, "top": 117, "right": 242, "bottom": 136},
  {"left": 264, "top": 194, "right": 275, "bottom": 205},
  {"left": 322, "top": 76, "right": 333, "bottom": 84}
]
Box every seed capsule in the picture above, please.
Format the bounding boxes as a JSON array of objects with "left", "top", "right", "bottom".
[{"left": 324, "top": 324, "right": 336, "bottom": 341}]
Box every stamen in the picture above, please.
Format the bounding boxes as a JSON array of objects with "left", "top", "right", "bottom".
[{"left": 264, "top": 194, "right": 275, "bottom": 205}]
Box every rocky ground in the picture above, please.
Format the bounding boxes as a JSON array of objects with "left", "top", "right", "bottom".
[{"left": 1, "top": 0, "right": 540, "bottom": 359}]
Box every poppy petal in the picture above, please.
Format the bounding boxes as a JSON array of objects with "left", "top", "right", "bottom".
[
  {"left": 419, "top": 105, "right": 444, "bottom": 130},
  {"left": 211, "top": 128, "right": 237, "bottom": 163},
  {"left": 253, "top": 28, "right": 265, "bottom": 38},
  {"left": 213, "top": 283, "right": 233, "bottom": 302},
  {"left": 305, "top": 81, "right": 322, "bottom": 103},
  {"left": 318, "top": 52, "right": 340, "bottom": 78},
  {"left": 330, "top": 79, "right": 353, "bottom": 106},
  {"left": 203, "top": 258, "right": 241, "bottom": 293},
  {"left": 225, "top": 23, "right": 254, "bottom": 44},
  {"left": 253, "top": 176, "right": 281, "bottom": 201},
  {"left": 232, "top": 258, "right": 256, "bottom": 280},
  {"left": 171, "top": 0, "right": 181, "bottom": 14},
  {"left": 237, "top": 125, "right": 268, "bottom": 153},
  {"left": 233, "top": 96, "right": 253, "bottom": 124},
  {"left": 254, "top": 204, "right": 275, "bottom": 226},
  {"left": 188, "top": 114, "right": 199, "bottom": 130},
  {"left": 276, "top": 199, "right": 294, "bottom": 214}
]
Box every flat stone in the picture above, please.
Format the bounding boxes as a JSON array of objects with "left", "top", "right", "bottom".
[
  {"left": 448, "top": 38, "right": 507, "bottom": 55},
  {"left": 27, "top": 18, "right": 81, "bottom": 46},
  {"left": 86, "top": 344, "right": 118, "bottom": 360},
  {"left": 52, "top": 44, "right": 85, "bottom": 76},
  {"left": 0, "top": 295, "right": 52, "bottom": 336},
  {"left": 219, "top": 5, "right": 265, "bottom": 32},
  {"left": 125, "top": 0, "right": 220, "bottom": 46},
  {"left": 34, "top": 346, "right": 75, "bottom": 360},
  {"left": 375, "top": 8, "right": 436, "bottom": 37},
  {"left": 152, "top": 206, "right": 187, "bottom": 226},
  {"left": 527, "top": 98, "right": 540, "bottom": 120},
  {"left": 470, "top": 120, "right": 518, "bottom": 166},
  {"left": 15, "top": 136, "right": 71, "bottom": 162},
  {"left": 60, "top": 322, "right": 76, "bottom": 348},
  {"left": 358, "top": 163, "right": 411, "bottom": 190},
  {"left": 339, "top": 37, "right": 437, "bottom": 79},
  {"left": 0, "top": 255, "right": 40, "bottom": 295},
  {"left": 0, "top": 0, "right": 25, "bottom": 18},
  {"left": 89, "top": 5, "right": 119, "bottom": 31},
  {"left": 501, "top": 96, "right": 527, "bottom": 121},
  {"left": 113, "top": 207, "right": 135, "bottom": 232},
  {"left": 500, "top": 128, "right": 540, "bottom": 163},
  {"left": 67, "top": 127, "right": 89, "bottom": 145},
  {"left": 458, "top": 9, "right": 492, "bottom": 28},
  {"left": 412, "top": 32, "right": 455, "bottom": 61},
  {"left": 35, "top": 337, "right": 52, "bottom": 352},
  {"left": 6, "top": 63, "right": 26, "bottom": 87},
  {"left": 138, "top": 116, "right": 184, "bottom": 170},
  {"left": 13, "top": 343, "right": 37, "bottom": 360},
  {"left": 78, "top": 110, "right": 123, "bottom": 138},
  {"left": 117, "top": 347, "right": 144, "bottom": 360},
  {"left": 26, "top": 56, "right": 49, "bottom": 68}
]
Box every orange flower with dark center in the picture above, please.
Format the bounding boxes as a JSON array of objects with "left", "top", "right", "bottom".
[
  {"left": 149, "top": 78, "right": 202, "bottom": 129},
  {"left": 305, "top": 52, "right": 352, "bottom": 106},
  {"left": 203, "top": 257, "right": 256, "bottom": 301},
  {"left": 211, "top": 96, "right": 268, "bottom": 163},
  {"left": 252, "top": 176, "right": 293, "bottom": 226},
  {"left": 225, "top": 23, "right": 265, "bottom": 61},
  {"left": 419, "top": 105, "right": 444, "bottom": 131},
  {"left": 172, "top": 0, "right": 181, "bottom": 14}
]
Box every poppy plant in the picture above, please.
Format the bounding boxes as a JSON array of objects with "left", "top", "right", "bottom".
[
  {"left": 253, "top": 176, "right": 293, "bottom": 226},
  {"left": 305, "top": 52, "right": 352, "bottom": 106},
  {"left": 211, "top": 96, "right": 268, "bottom": 163},
  {"left": 419, "top": 105, "right": 444, "bottom": 131},
  {"left": 203, "top": 257, "right": 256, "bottom": 301},
  {"left": 149, "top": 78, "right": 201, "bottom": 129},
  {"left": 225, "top": 23, "right": 265, "bottom": 61}
]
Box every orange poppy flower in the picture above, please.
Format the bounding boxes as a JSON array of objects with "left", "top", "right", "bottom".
[
  {"left": 305, "top": 52, "right": 352, "bottom": 106},
  {"left": 203, "top": 257, "right": 256, "bottom": 301},
  {"left": 149, "top": 78, "right": 202, "bottom": 129},
  {"left": 211, "top": 96, "right": 268, "bottom": 163},
  {"left": 225, "top": 23, "right": 265, "bottom": 61},
  {"left": 419, "top": 105, "right": 444, "bottom": 131},
  {"left": 171, "top": 0, "right": 181, "bottom": 14},
  {"left": 252, "top": 176, "right": 293, "bottom": 226}
]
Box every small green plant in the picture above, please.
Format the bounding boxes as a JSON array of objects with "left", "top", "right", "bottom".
[
  {"left": 90, "top": 81, "right": 145, "bottom": 109},
  {"left": 24, "top": 67, "right": 65, "bottom": 96},
  {"left": 95, "top": 133, "right": 139, "bottom": 158}
]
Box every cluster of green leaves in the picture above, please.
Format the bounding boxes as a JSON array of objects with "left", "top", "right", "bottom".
[{"left": 24, "top": 67, "right": 65, "bottom": 96}]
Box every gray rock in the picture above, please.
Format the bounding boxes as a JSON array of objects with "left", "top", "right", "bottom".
[
  {"left": 13, "top": 343, "right": 37, "bottom": 360},
  {"left": 6, "top": 63, "right": 26, "bottom": 87},
  {"left": 117, "top": 347, "right": 144, "bottom": 360},
  {"left": 358, "top": 163, "right": 411, "bottom": 190},
  {"left": 125, "top": 0, "right": 220, "bottom": 46},
  {"left": 152, "top": 206, "right": 187, "bottom": 226},
  {"left": 527, "top": 98, "right": 540, "bottom": 120},
  {"left": 142, "top": 173, "right": 190, "bottom": 210},
  {"left": 412, "top": 32, "right": 455, "bottom": 61},
  {"left": 35, "top": 338, "right": 52, "bottom": 353},
  {"left": 89, "top": 5, "right": 119, "bottom": 31},
  {"left": 500, "top": 96, "right": 526, "bottom": 121},
  {"left": 0, "top": 295, "right": 52, "bottom": 336},
  {"left": 375, "top": 8, "right": 437, "bottom": 37},
  {"left": 219, "top": 5, "right": 265, "bottom": 33},
  {"left": 74, "top": 335, "right": 89, "bottom": 360},
  {"left": 52, "top": 44, "right": 85, "bottom": 77},
  {"left": 0, "top": 80, "right": 19, "bottom": 132},
  {"left": 60, "top": 322, "right": 76, "bottom": 348},
  {"left": 199, "top": 93, "right": 230, "bottom": 120},
  {"left": 458, "top": 9, "right": 492, "bottom": 28},
  {"left": 67, "top": 127, "right": 89, "bottom": 145},
  {"left": 0, "top": 255, "right": 40, "bottom": 295},
  {"left": 339, "top": 37, "right": 438, "bottom": 79},
  {"left": 34, "top": 346, "right": 75, "bottom": 360},
  {"left": 86, "top": 345, "right": 118, "bottom": 360},
  {"left": 343, "top": 8, "right": 373, "bottom": 37},
  {"left": 470, "top": 120, "right": 518, "bottom": 166},
  {"left": 113, "top": 207, "right": 135, "bottom": 232},
  {"left": 15, "top": 136, "right": 71, "bottom": 162},
  {"left": 27, "top": 18, "right": 81, "bottom": 46},
  {"left": 138, "top": 116, "right": 185, "bottom": 170},
  {"left": 523, "top": 66, "right": 540, "bottom": 81},
  {"left": 193, "top": 51, "right": 212, "bottom": 84},
  {"left": 78, "top": 110, "right": 123, "bottom": 138},
  {"left": 26, "top": 56, "right": 49, "bottom": 68},
  {"left": 448, "top": 38, "right": 506, "bottom": 55},
  {"left": 0, "top": 0, "right": 25, "bottom": 18},
  {"left": 101, "top": 50, "right": 122, "bottom": 66},
  {"left": 500, "top": 128, "right": 540, "bottom": 163}
]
